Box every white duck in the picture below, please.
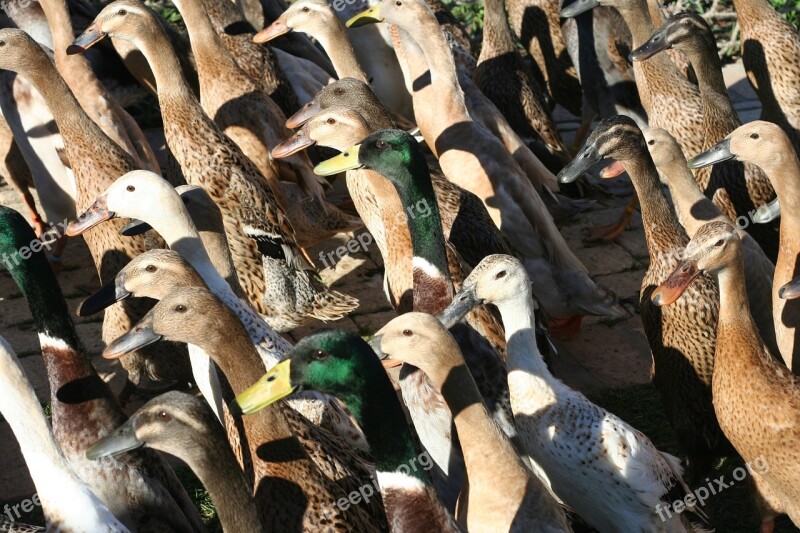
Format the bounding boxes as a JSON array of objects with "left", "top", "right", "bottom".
[
  {"left": 0, "top": 335, "right": 129, "bottom": 532},
  {"left": 440, "top": 254, "right": 708, "bottom": 533}
]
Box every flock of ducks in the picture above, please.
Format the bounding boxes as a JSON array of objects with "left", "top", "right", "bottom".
[{"left": 0, "top": 0, "right": 800, "bottom": 531}]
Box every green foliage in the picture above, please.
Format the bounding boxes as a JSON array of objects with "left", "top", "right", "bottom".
[{"left": 443, "top": 0, "right": 485, "bottom": 41}]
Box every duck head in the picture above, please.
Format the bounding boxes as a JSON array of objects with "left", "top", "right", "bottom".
[
  {"left": 688, "top": 121, "right": 793, "bottom": 171},
  {"left": 286, "top": 78, "right": 385, "bottom": 129},
  {"left": 69, "top": 0, "right": 154, "bottom": 54},
  {"left": 630, "top": 12, "right": 715, "bottom": 62},
  {"left": 0, "top": 29, "right": 51, "bottom": 73},
  {"left": 274, "top": 107, "right": 373, "bottom": 157},
  {"left": 651, "top": 221, "right": 740, "bottom": 306},
  {"left": 642, "top": 128, "right": 685, "bottom": 168},
  {"left": 376, "top": 312, "right": 463, "bottom": 374},
  {"left": 346, "top": 0, "right": 427, "bottom": 28},
  {"left": 254, "top": 0, "right": 336, "bottom": 43},
  {"left": 559, "top": 116, "right": 646, "bottom": 183},
  {"left": 233, "top": 329, "right": 379, "bottom": 416}
]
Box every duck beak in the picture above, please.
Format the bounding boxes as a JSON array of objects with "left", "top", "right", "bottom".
[
  {"left": 347, "top": 5, "right": 384, "bottom": 27},
  {"left": 85, "top": 419, "right": 143, "bottom": 460},
  {"left": 753, "top": 198, "right": 780, "bottom": 224},
  {"left": 558, "top": 140, "right": 603, "bottom": 183},
  {"left": 778, "top": 276, "right": 800, "bottom": 299},
  {"left": 560, "top": 0, "right": 600, "bottom": 18},
  {"left": 286, "top": 99, "right": 321, "bottom": 129},
  {"left": 67, "top": 24, "right": 107, "bottom": 55},
  {"left": 77, "top": 276, "right": 132, "bottom": 317},
  {"left": 629, "top": 28, "right": 670, "bottom": 61},
  {"left": 272, "top": 130, "right": 316, "bottom": 159},
  {"left": 119, "top": 219, "right": 152, "bottom": 236},
  {"left": 66, "top": 195, "right": 114, "bottom": 236},
  {"left": 599, "top": 160, "right": 626, "bottom": 179},
  {"left": 231, "top": 359, "right": 295, "bottom": 415},
  {"left": 438, "top": 285, "right": 481, "bottom": 329},
  {"left": 687, "top": 138, "right": 734, "bottom": 169},
  {"left": 103, "top": 317, "right": 163, "bottom": 359},
  {"left": 651, "top": 259, "right": 701, "bottom": 306},
  {"left": 314, "top": 144, "right": 362, "bottom": 176},
  {"left": 253, "top": 20, "right": 291, "bottom": 43}
]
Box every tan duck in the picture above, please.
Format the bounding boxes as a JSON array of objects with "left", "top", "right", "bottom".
[
  {"left": 348, "top": 1, "right": 624, "bottom": 321},
  {"left": 439, "top": 255, "right": 708, "bottom": 532},
  {"left": 560, "top": 116, "right": 728, "bottom": 481},
  {"left": 378, "top": 313, "right": 570, "bottom": 532},
  {"left": 234, "top": 328, "right": 458, "bottom": 532},
  {"left": 688, "top": 121, "right": 800, "bottom": 372},
  {"left": 71, "top": 0, "right": 358, "bottom": 331},
  {"left": 0, "top": 28, "right": 190, "bottom": 400},
  {"left": 631, "top": 12, "right": 780, "bottom": 261},
  {"left": 169, "top": 0, "right": 362, "bottom": 248},
  {"left": 733, "top": 0, "right": 800, "bottom": 151},
  {"left": 0, "top": 335, "right": 129, "bottom": 532},
  {"left": 88, "top": 391, "right": 263, "bottom": 533},
  {"left": 474, "top": 0, "right": 571, "bottom": 171},
  {"left": 0, "top": 206, "right": 203, "bottom": 532},
  {"left": 104, "top": 286, "right": 384, "bottom": 531},
  {"left": 38, "top": 0, "right": 159, "bottom": 174},
  {"left": 644, "top": 126, "right": 778, "bottom": 357},
  {"left": 653, "top": 221, "right": 800, "bottom": 531}
]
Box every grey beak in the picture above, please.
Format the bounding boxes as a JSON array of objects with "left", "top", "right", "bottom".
[
  {"left": 687, "top": 138, "right": 734, "bottom": 169},
  {"left": 558, "top": 140, "right": 604, "bottom": 184},
  {"left": 120, "top": 219, "right": 152, "bottom": 237},
  {"left": 560, "top": 0, "right": 600, "bottom": 17},
  {"left": 77, "top": 276, "right": 132, "bottom": 317},
  {"left": 103, "top": 319, "right": 162, "bottom": 359},
  {"left": 753, "top": 198, "right": 780, "bottom": 224},
  {"left": 85, "top": 418, "right": 143, "bottom": 460},
  {"left": 779, "top": 276, "right": 800, "bottom": 300},
  {"left": 368, "top": 334, "right": 386, "bottom": 359},
  {"left": 438, "top": 285, "right": 482, "bottom": 329},
  {"left": 629, "top": 27, "right": 671, "bottom": 61}
]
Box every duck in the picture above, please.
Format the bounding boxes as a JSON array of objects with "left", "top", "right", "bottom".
[
  {"left": 347, "top": 1, "right": 624, "bottom": 322},
  {"left": 561, "top": 0, "right": 706, "bottom": 242},
  {"left": 0, "top": 205, "right": 204, "bottom": 532},
  {"left": 631, "top": 11, "right": 780, "bottom": 261},
  {"left": 66, "top": 170, "right": 367, "bottom": 448},
  {"left": 652, "top": 221, "right": 800, "bottom": 531},
  {"left": 0, "top": 27, "right": 191, "bottom": 401},
  {"left": 560, "top": 116, "right": 728, "bottom": 481},
  {"left": 87, "top": 391, "right": 263, "bottom": 533},
  {"left": 439, "top": 254, "right": 708, "bottom": 532},
  {"left": 732, "top": 0, "right": 800, "bottom": 151},
  {"left": 316, "top": 129, "right": 517, "bottom": 509},
  {"left": 377, "top": 313, "right": 570, "bottom": 532},
  {"left": 0, "top": 117, "right": 43, "bottom": 236},
  {"left": 234, "top": 327, "right": 459, "bottom": 531},
  {"left": 0, "top": 335, "right": 130, "bottom": 533},
  {"left": 169, "top": 0, "right": 361, "bottom": 250},
  {"left": 688, "top": 121, "right": 800, "bottom": 371},
  {"left": 70, "top": 0, "right": 359, "bottom": 331},
  {"left": 103, "top": 286, "right": 385, "bottom": 531},
  {"left": 474, "top": 0, "right": 571, "bottom": 172},
  {"left": 643, "top": 127, "right": 778, "bottom": 357}
]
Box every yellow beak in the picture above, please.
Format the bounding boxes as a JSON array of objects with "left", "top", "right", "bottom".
[
  {"left": 314, "top": 144, "right": 363, "bottom": 176},
  {"left": 346, "top": 5, "right": 384, "bottom": 27},
  {"left": 232, "top": 360, "right": 294, "bottom": 415}
]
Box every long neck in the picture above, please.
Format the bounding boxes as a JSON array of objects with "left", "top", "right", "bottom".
[
  {"left": 661, "top": 159, "right": 722, "bottom": 236},
  {"left": 479, "top": 0, "right": 517, "bottom": 60},
  {"left": 38, "top": 0, "right": 78, "bottom": 69},
  {"left": 199, "top": 320, "right": 266, "bottom": 395},
  {"left": 315, "top": 17, "right": 368, "bottom": 81},
  {"left": 682, "top": 41, "right": 740, "bottom": 136},
  {"left": 496, "top": 291, "right": 553, "bottom": 377},
  {"left": 172, "top": 0, "right": 242, "bottom": 79},
  {"left": 717, "top": 246, "right": 758, "bottom": 333},
  {"left": 622, "top": 152, "right": 688, "bottom": 257},
  {"left": 131, "top": 19, "right": 196, "bottom": 101},
  {"left": 731, "top": 0, "right": 778, "bottom": 24},
  {"left": 341, "top": 360, "right": 427, "bottom": 480}
]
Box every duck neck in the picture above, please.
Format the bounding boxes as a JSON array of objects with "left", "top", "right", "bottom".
[
  {"left": 38, "top": 0, "right": 78, "bottom": 70},
  {"left": 198, "top": 319, "right": 266, "bottom": 395},
  {"left": 622, "top": 153, "right": 688, "bottom": 257},
  {"left": 716, "top": 246, "right": 758, "bottom": 333},
  {"left": 682, "top": 41, "right": 739, "bottom": 136},
  {"left": 479, "top": 0, "right": 517, "bottom": 61},
  {"left": 315, "top": 17, "right": 368, "bottom": 81},
  {"left": 496, "top": 292, "right": 552, "bottom": 376},
  {"left": 661, "top": 159, "right": 721, "bottom": 236},
  {"left": 619, "top": 0, "right": 658, "bottom": 47},
  {"left": 342, "top": 352, "right": 427, "bottom": 480},
  {"left": 129, "top": 18, "right": 196, "bottom": 101},
  {"left": 731, "top": 0, "right": 775, "bottom": 24},
  {"left": 390, "top": 159, "right": 452, "bottom": 314},
  {"left": 171, "top": 0, "right": 241, "bottom": 80}
]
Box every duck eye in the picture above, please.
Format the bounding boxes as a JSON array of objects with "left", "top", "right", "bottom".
[
  {"left": 750, "top": 133, "right": 760, "bottom": 140},
  {"left": 126, "top": 185, "right": 135, "bottom": 192},
  {"left": 117, "top": 8, "right": 127, "bottom": 15},
  {"left": 327, "top": 118, "right": 336, "bottom": 125},
  {"left": 495, "top": 270, "right": 507, "bottom": 279},
  {"left": 145, "top": 264, "right": 157, "bottom": 273},
  {"left": 158, "top": 411, "right": 171, "bottom": 421},
  {"left": 647, "top": 139, "right": 655, "bottom": 145},
  {"left": 302, "top": 6, "right": 310, "bottom": 11},
  {"left": 714, "top": 239, "right": 724, "bottom": 247},
  {"left": 0, "top": 41, "right": 6, "bottom": 47},
  {"left": 402, "top": 329, "right": 412, "bottom": 336},
  {"left": 396, "top": 1, "right": 402, "bottom": 5},
  {"left": 375, "top": 140, "right": 388, "bottom": 149},
  {"left": 175, "top": 304, "right": 187, "bottom": 313},
  {"left": 313, "top": 349, "right": 328, "bottom": 360}
]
